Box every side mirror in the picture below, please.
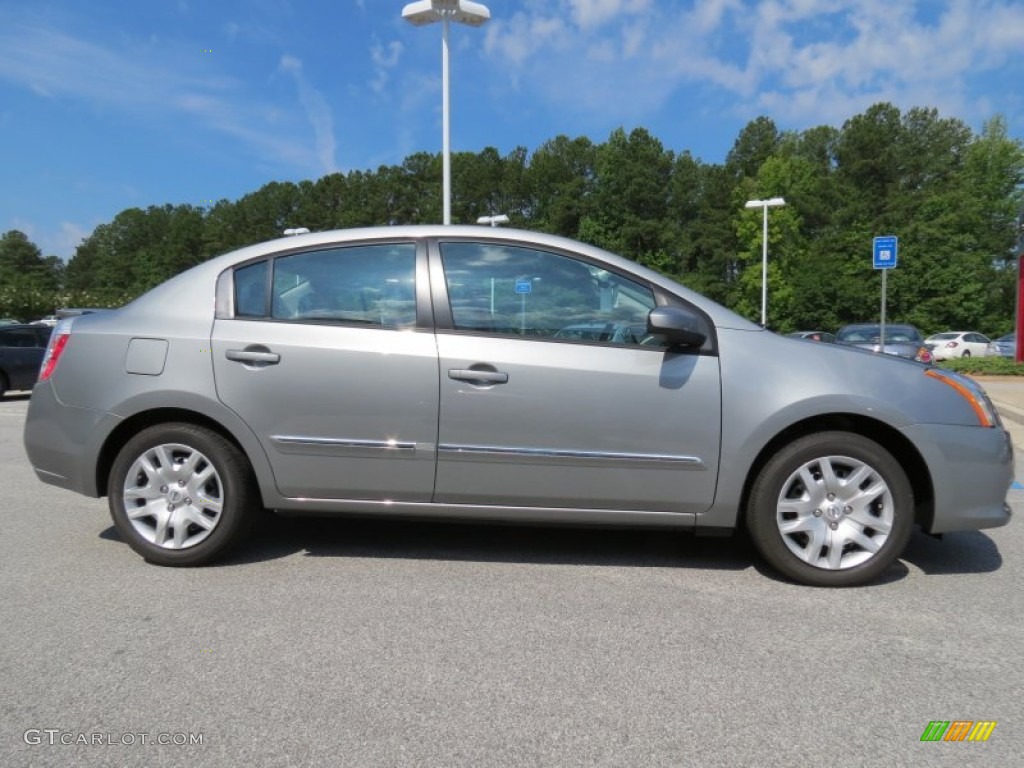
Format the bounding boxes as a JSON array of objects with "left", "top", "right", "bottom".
[{"left": 647, "top": 306, "right": 707, "bottom": 348}]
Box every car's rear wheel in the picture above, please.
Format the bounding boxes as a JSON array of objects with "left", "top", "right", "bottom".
[
  {"left": 746, "top": 432, "right": 914, "bottom": 587},
  {"left": 108, "top": 423, "right": 256, "bottom": 566},
  {"left": 962, "top": 350, "right": 971, "bottom": 358}
]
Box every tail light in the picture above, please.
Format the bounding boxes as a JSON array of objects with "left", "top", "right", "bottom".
[
  {"left": 915, "top": 346, "right": 933, "bottom": 364},
  {"left": 39, "top": 326, "right": 71, "bottom": 382}
]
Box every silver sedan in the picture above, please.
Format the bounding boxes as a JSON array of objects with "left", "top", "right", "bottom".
[{"left": 23, "top": 227, "right": 1013, "bottom": 586}]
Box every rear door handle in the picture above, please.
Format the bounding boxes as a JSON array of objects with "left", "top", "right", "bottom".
[
  {"left": 226, "top": 348, "right": 281, "bottom": 365},
  {"left": 448, "top": 368, "right": 509, "bottom": 385}
]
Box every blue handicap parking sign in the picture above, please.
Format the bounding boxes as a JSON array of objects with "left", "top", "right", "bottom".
[{"left": 873, "top": 235, "right": 898, "bottom": 269}]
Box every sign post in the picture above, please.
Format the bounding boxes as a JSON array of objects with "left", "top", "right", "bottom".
[
  {"left": 1017, "top": 255, "right": 1024, "bottom": 363},
  {"left": 873, "top": 236, "right": 898, "bottom": 347},
  {"left": 516, "top": 278, "right": 532, "bottom": 335}
]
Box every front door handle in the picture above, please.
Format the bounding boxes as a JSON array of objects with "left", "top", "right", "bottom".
[
  {"left": 226, "top": 348, "right": 281, "bottom": 365},
  {"left": 448, "top": 368, "right": 509, "bottom": 385}
]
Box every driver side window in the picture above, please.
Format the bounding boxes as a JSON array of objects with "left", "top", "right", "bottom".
[{"left": 439, "top": 242, "right": 662, "bottom": 346}]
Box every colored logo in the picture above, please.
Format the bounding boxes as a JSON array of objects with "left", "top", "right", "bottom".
[{"left": 920, "top": 721, "right": 996, "bottom": 742}]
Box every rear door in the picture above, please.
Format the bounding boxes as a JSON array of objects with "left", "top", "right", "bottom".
[{"left": 211, "top": 240, "right": 439, "bottom": 501}]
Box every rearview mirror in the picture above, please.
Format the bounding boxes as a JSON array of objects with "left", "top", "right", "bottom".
[{"left": 647, "top": 306, "right": 707, "bottom": 348}]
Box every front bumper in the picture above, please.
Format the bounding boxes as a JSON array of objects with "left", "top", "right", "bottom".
[{"left": 902, "top": 422, "right": 1013, "bottom": 533}]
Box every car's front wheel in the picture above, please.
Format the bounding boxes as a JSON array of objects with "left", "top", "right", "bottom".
[
  {"left": 108, "top": 423, "right": 256, "bottom": 566},
  {"left": 746, "top": 432, "right": 914, "bottom": 587}
]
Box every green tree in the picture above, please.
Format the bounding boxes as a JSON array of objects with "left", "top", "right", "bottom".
[
  {"left": 66, "top": 205, "right": 205, "bottom": 302},
  {"left": 727, "top": 116, "right": 782, "bottom": 179},
  {"left": 526, "top": 135, "right": 596, "bottom": 238},
  {"left": 581, "top": 127, "right": 674, "bottom": 269},
  {"left": 0, "top": 230, "right": 62, "bottom": 319}
]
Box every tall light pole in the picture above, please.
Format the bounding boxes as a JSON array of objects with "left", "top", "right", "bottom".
[
  {"left": 402, "top": 1, "right": 490, "bottom": 225},
  {"left": 745, "top": 197, "right": 786, "bottom": 327}
]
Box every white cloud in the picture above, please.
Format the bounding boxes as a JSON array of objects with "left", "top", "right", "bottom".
[
  {"left": 370, "top": 39, "right": 403, "bottom": 93},
  {"left": 484, "top": 14, "right": 568, "bottom": 68},
  {"left": 481, "top": 0, "right": 1024, "bottom": 136},
  {"left": 279, "top": 55, "right": 339, "bottom": 174},
  {"left": 0, "top": 20, "right": 336, "bottom": 176},
  {"left": 569, "top": 0, "right": 652, "bottom": 29}
]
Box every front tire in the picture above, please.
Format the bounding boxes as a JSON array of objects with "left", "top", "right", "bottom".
[
  {"left": 746, "top": 432, "right": 914, "bottom": 587},
  {"left": 108, "top": 423, "right": 256, "bottom": 566}
]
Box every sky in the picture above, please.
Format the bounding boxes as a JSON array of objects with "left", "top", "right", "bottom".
[{"left": 1, "top": 0, "right": 1023, "bottom": 261}]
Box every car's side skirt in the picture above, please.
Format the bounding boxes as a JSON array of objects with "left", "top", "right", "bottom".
[{"left": 271, "top": 498, "right": 698, "bottom": 528}]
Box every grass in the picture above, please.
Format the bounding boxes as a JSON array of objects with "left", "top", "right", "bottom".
[{"left": 937, "top": 357, "right": 1024, "bottom": 376}]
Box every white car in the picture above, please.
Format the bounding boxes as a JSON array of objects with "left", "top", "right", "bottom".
[{"left": 925, "top": 331, "right": 995, "bottom": 360}]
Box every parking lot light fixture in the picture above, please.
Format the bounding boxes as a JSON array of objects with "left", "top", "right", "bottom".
[
  {"left": 402, "top": 1, "right": 491, "bottom": 226},
  {"left": 744, "top": 197, "right": 786, "bottom": 327}
]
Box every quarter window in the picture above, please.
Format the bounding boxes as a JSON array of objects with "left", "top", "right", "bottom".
[
  {"left": 234, "top": 261, "right": 268, "bottom": 317},
  {"left": 440, "top": 242, "right": 661, "bottom": 346}
]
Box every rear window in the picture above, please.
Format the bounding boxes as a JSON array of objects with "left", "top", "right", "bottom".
[{"left": 837, "top": 326, "right": 921, "bottom": 343}]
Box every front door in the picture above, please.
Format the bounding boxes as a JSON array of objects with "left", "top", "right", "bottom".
[{"left": 431, "top": 239, "right": 721, "bottom": 514}]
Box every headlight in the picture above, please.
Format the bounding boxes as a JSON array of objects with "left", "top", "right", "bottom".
[{"left": 925, "top": 368, "right": 998, "bottom": 427}]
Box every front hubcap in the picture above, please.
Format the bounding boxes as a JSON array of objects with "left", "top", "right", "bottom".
[
  {"left": 121, "top": 443, "right": 224, "bottom": 550},
  {"left": 775, "top": 455, "right": 894, "bottom": 570}
]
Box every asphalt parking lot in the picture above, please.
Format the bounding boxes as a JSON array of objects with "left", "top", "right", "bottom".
[{"left": 2, "top": 392, "right": 1023, "bottom": 767}]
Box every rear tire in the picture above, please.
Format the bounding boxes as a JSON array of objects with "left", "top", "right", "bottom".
[
  {"left": 746, "top": 431, "right": 914, "bottom": 587},
  {"left": 962, "top": 350, "right": 971, "bottom": 358},
  {"left": 108, "top": 423, "right": 256, "bottom": 566}
]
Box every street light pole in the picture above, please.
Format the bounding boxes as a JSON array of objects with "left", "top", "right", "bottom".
[
  {"left": 744, "top": 197, "right": 786, "bottom": 327},
  {"left": 402, "top": 1, "right": 490, "bottom": 225}
]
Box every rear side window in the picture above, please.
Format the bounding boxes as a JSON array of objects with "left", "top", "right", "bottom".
[{"left": 270, "top": 243, "right": 416, "bottom": 328}]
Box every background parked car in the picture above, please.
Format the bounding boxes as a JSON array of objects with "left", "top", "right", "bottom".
[
  {"left": 31, "top": 315, "right": 59, "bottom": 327},
  {"left": 0, "top": 324, "right": 52, "bottom": 397},
  {"left": 834, "top": 323, "right": 932, "bottom": 363},
  {"left": 924, "top": 331, "right": 995, "bottom": 361},
  {"left": 786, "top": 331, "right": 835, "bottom": 343},
  {"left": 993, "top": 333, "right": 1016, "bottom": 358}
]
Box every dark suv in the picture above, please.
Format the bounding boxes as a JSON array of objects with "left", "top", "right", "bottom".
[{"left": 0, "top": 324, "right": 52, "bottom": 397}]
